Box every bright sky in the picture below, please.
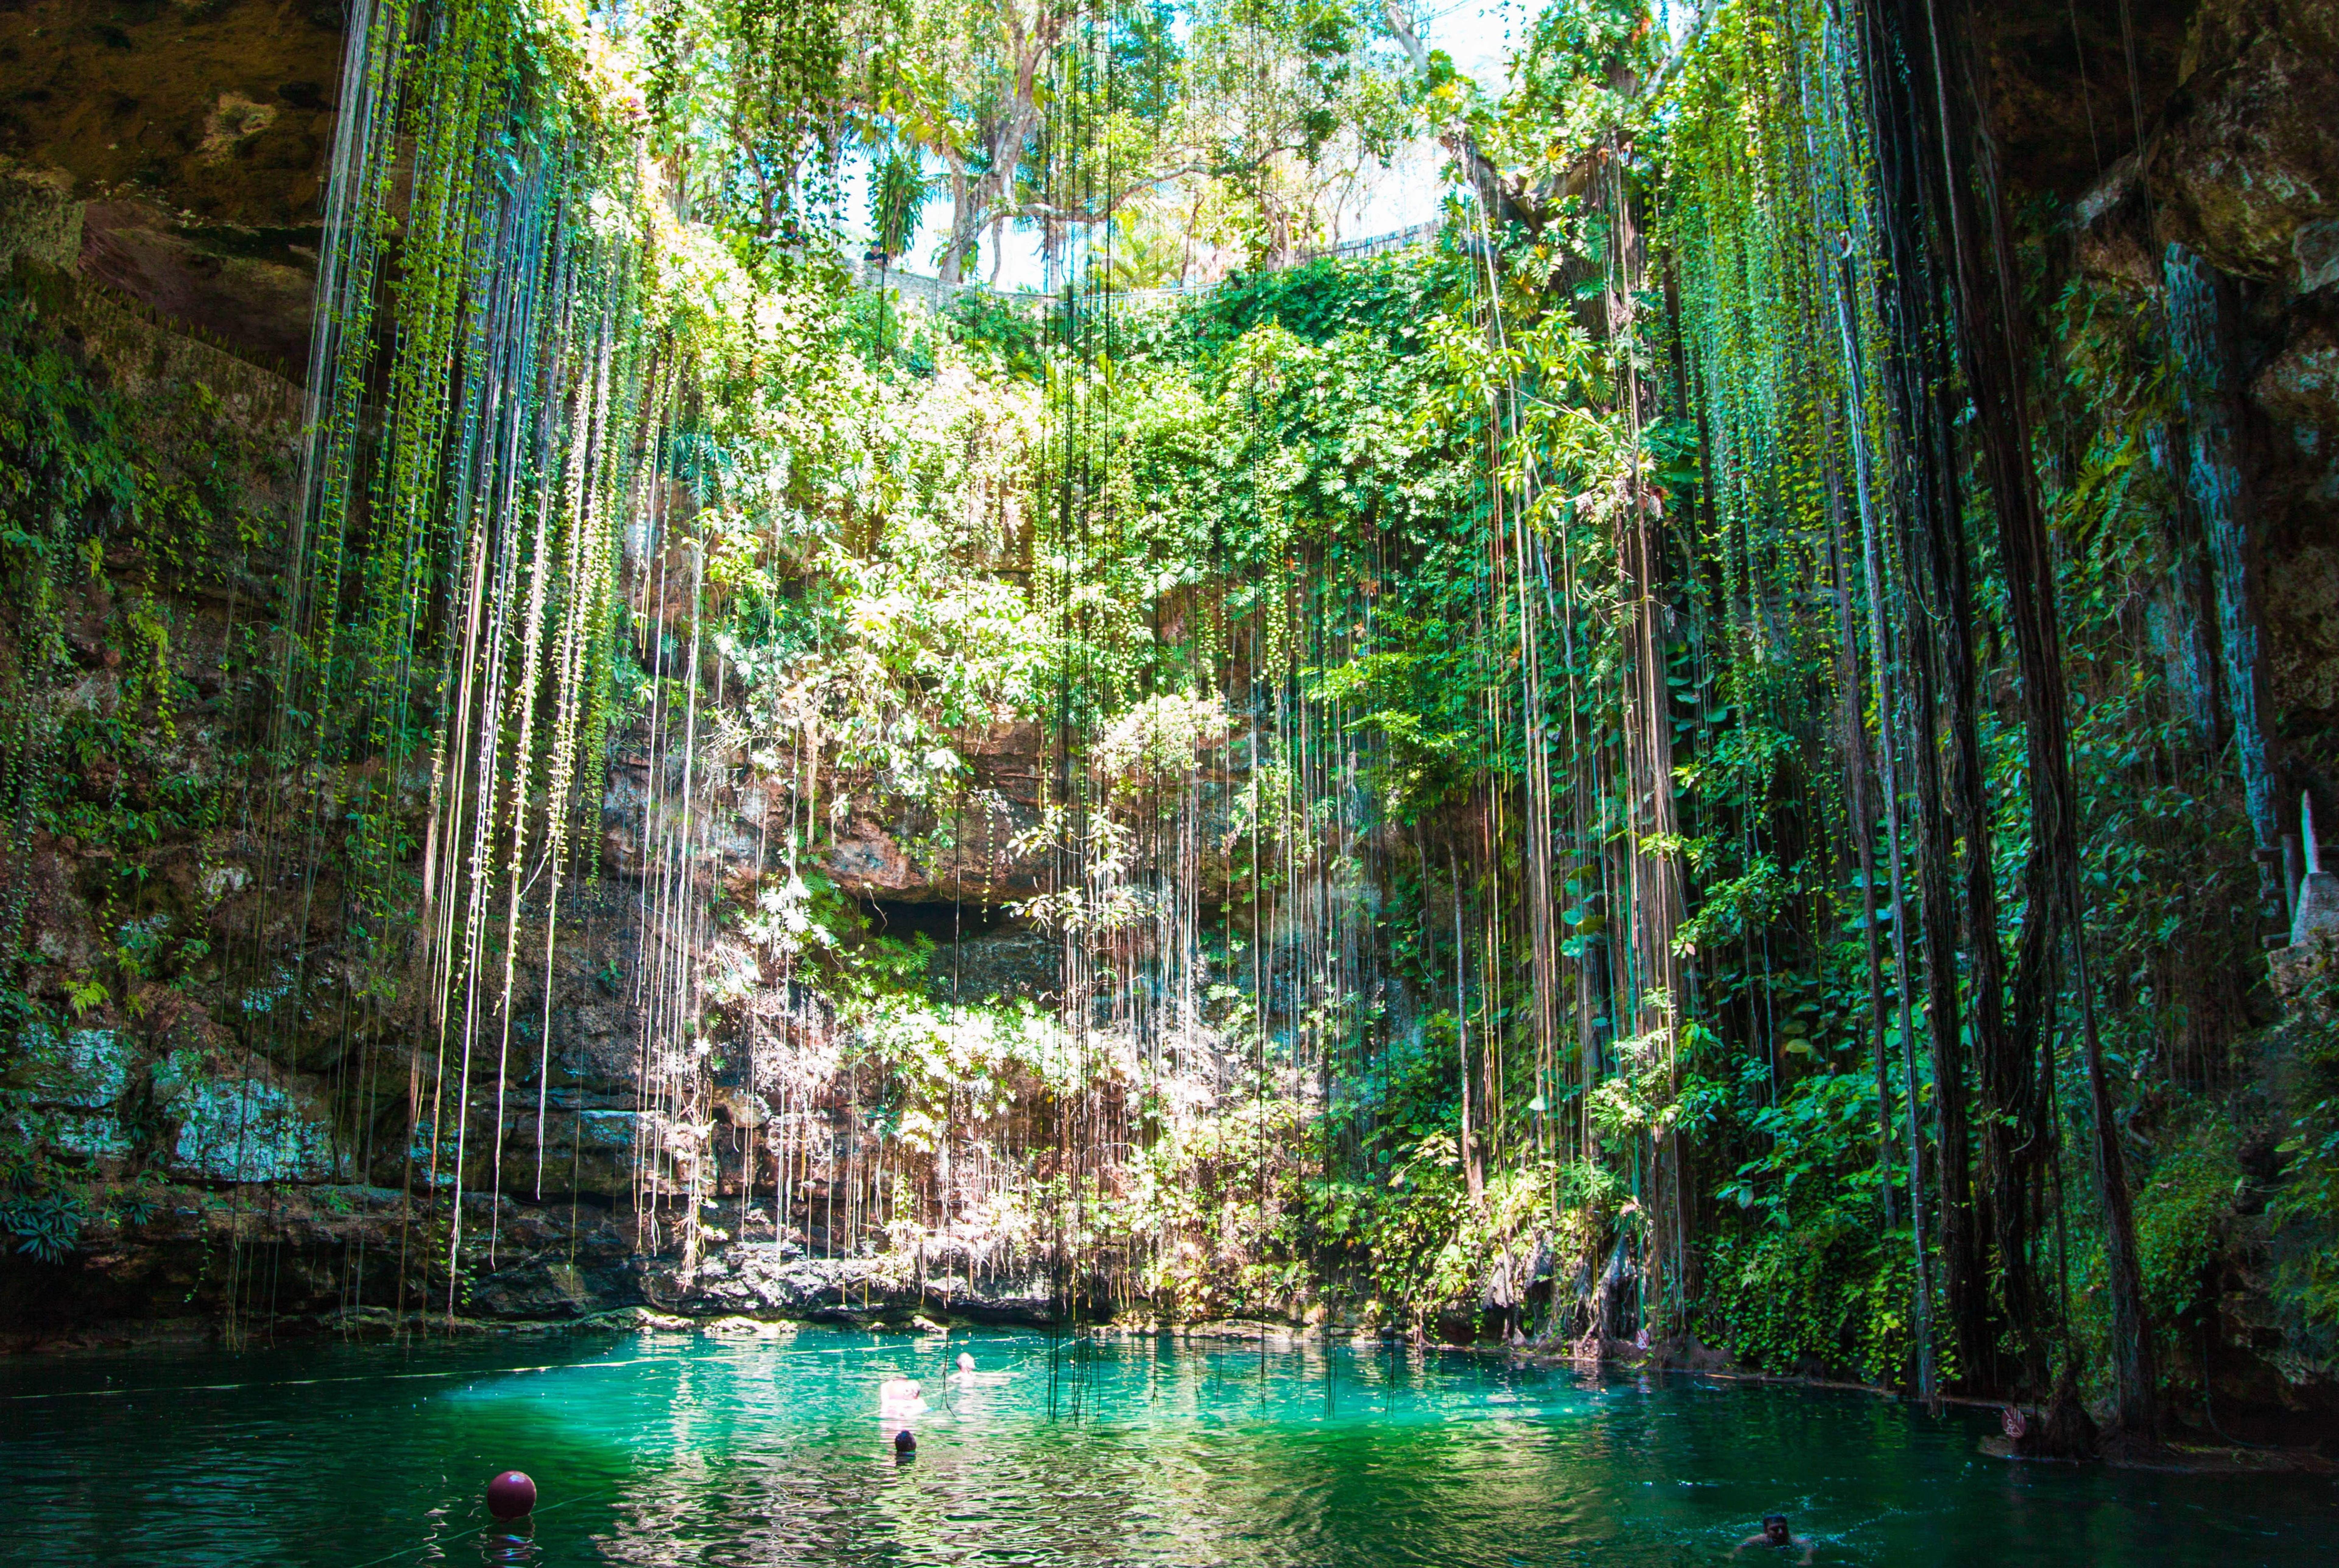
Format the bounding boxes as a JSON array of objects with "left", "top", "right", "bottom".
[
  {"left": 844, "top": 0, "right": 1540, "bottom": 292},
  {"left": 1349, "top": 0, "right": 1533, "bottom": 237}
]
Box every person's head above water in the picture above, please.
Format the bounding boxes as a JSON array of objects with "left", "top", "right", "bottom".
[
  {"left": 956, "top": 1352, "right": 975, "bottom": 1372},
  {"left": 894, "top": 1428, "right": 915, "bottom": 1455},
  {"left": 1735, "top": 1515, "right": 1809, "bottom": 1561}
]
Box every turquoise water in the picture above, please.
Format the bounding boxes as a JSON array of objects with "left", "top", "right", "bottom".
[{"left": 3, "top": 1325, "right": 2331, "bottom": 1565}]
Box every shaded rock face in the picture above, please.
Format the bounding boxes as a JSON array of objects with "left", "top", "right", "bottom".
[
  {"left": 2254, "top": 299, "right": 2339, "bottom": 727},
  {"left": 2048, "top": 1, "right": 2339, "bottom": 737},
  {"left": 0, "top": 0, "right": 337, "bottom": 372},
  {"left": 78, "top": 196, "right": 315, "bottom": 371},
  {"left": 2250, "top": 380, "right": 2339, "bottom": 737},
  {"left": 8, "top": 1024, "right": 339, "bottom": 1180},
  {"left": 596, "top": 703, "right": 1246, "bottom": 1017},
  {"left": 2, "top": 1220, "right": 1064, "bottom": 1343},
  {"left": 599, "top": 720, "right": 1065, "bottom": 911},
  {"left": 919, "top": 923, "right": 1062, "bottom": 1005},
  {"left": 1981, "top": 0, "right": 2193, "bottom": 206},
  {"left": 1987, "top": 0, "right": 2339, "bottom": 296},
  {"left": 2155, "top": 0, "right": 2339, "bottom": 288},
  {"left": 0, "top": 1182, "right": 647, "bottom": 1345},
  {"left": 0, "top": 0, "right": 340, "bottom": 226},
  {"left": 656, "top": 1244, "right": 1056, "bottom": 1326},
  {"left": 2257, "top": 309, "right": 2339, "bottom": 433}
]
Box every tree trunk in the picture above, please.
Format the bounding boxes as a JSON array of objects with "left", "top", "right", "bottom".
[
  {"left": 1861, "top": 0, "right": 2045, "bottom": 1397},
  {"left": 1896, "top": 0, "right": 2157, "bottom": 1431},
  {"left": 940, "top": 163, "right": 975, "bottom": 285}
]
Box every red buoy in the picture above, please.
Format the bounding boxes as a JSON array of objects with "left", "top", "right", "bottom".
[{"left": 486, "top": 1470, "right": 537, "bottom": 1520}]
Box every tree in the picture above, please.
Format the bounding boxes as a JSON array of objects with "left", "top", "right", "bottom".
[
  {"left": 890, "top": 0, "right": 1072, "bottom": 283},
  {"left": 1179, "top": 0, "right": 1412, "bottom": 264},
  {"left": 640, "top": 0, "right": 857, "bottom": 264}
]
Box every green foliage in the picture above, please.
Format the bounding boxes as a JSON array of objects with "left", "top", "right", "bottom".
[
  {"left": 642, "top": 0, "right": 851, "bottom": 267},
  {"left": 2064, "top": 1104, "right": 2248, "bottom": 1399},
  {"left": 0, "top": 1172, "right": 83, "bottom": 1263},
  {"left": 1716, "top": 1070, "right": 1886, "bottom": 1228},
  {"left": 942, "top": 289, "right": 1047, "bottom": 380},
  {"left": 2133, "top": 1111, "right": 2243, "bottom": 1336},
  {"left": 2268, "top": 948, "right": 2339, "bottom": 1360},
  {"left": 1698, "top": 1216, "right": 1917, "bottom": 1385},
  {"left": 845, "top": 286, "right": 948, "bottom": 373},
  {"left": 0, "top": 265, "right": 270, "bottom": 1035}
]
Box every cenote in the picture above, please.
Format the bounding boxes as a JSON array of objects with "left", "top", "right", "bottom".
[
  {"left": 5, "top": 1326, "right": 2330, "bottom": 1566},
  {"left": 5, "top": 0, "right": 2339, "bottom": 1556}
]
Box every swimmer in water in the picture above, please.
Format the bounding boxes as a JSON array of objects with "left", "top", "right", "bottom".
[
  {"left": 955, "top": 1352, "right": 976, "bottom": 1374},
  {"left": 1734, "top": 1515, "right": 1813, "bottom": 1563},
  {"left": 878, "top": 1376, "right": 927, "bottom": 1418}
]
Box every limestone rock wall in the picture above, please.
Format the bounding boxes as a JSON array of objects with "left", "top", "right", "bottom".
[
  {"left": 1, "top": 0, "right": 340, "bottom": 372},
  {"left": 2041, "top": 0, "right": 2339, "bottom": 761}
]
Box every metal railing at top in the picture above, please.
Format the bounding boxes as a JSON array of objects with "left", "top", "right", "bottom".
[{"left": 855, "top": 218, "right": 1449, "bottom": 313}]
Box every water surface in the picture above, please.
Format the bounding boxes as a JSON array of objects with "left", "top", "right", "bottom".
[{"left": 3, "top": 1324, "right": 2330, "bottom": 1565}]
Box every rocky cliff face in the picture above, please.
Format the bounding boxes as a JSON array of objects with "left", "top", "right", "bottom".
[
  {"left": 2040, "top": 0, "right": 2339, "bottom": 751},
  {"left": 1995, "top": 0, "right": 2339, "bottom": 1439},
  {"left": 1, "top": 0, "right": 339, "bottom": 371},
  {"left": 2161, "top": 2, "right": 2339, "bottom": 762}
]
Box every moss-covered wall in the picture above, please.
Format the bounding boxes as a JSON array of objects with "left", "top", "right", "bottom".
[{"left": 2029, "top": 1, "right": 2339, "bottom": 758}]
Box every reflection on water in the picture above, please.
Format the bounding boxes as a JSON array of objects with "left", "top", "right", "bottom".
[
  {"left": 3, "top": 1325, "right": 2331, "bottom": 1566},
  {"left": 481, "top": 1519, "right": 538, "bottom": 1567}
]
